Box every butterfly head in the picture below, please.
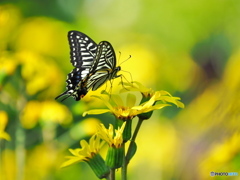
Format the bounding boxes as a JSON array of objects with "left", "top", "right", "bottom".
[
  {"left": 112, "top": 66, "right": 121, "bottom": 78},
  {"left": 116, "top": 66, "right": 121, "bottom": 71}
]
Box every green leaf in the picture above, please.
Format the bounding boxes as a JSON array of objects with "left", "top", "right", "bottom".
[{"left": 126, "top": 141, "right": 137, "bottom": 163}]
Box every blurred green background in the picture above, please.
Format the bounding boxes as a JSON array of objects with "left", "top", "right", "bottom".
[{"left": 0, "top": 0, "right": 240, "bottom": 180}]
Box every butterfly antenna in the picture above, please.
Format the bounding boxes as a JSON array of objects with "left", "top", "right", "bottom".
[
  {"left": 119, "top": 55, "right": 131, "bottom": 66},
  {"left": 118, "top": 51, "right": 122, "bottom": 62}
]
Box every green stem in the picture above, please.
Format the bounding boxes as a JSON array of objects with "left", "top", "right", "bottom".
[
  {"left": 109, "top": 168, "right": 115, "bottom": 180},
  {"left": 126, "top": 117, "right": 144, "bottom": 164},
  {"left": 121, "top": 143, "right": 127, "bottom": 180},
  {"left": 132, "top": 118, "right": 143, "bottom": 142},
  {"left": 16, "top": 122, "right": 25, "bottom": 180},
  {"left": 121, "top": 118, "right": 144, "bottom": 180}
]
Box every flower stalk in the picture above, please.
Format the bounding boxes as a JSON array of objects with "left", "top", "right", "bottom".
[{"left": 126, "top": 117, "right": 143, "bottom": 164}]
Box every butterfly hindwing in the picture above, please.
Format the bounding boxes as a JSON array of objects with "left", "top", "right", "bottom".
[
  {"left": 90, "top": 41, "right": 116, "bottom": 72},
  {"left": 55, "top": 67, "right": 88, "bottom": 101},
  {"left": 85, "top": 41, "right": 121, "bottom": 91}
]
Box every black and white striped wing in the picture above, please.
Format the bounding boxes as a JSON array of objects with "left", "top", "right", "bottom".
[
  {"left": 86, "top": 41, "right": 120, "bottom": 91},
  {"left": 68, "top": 31, "right": 97, "bottom": 78},
  {"left": 90, "top": 41, "right": 116, "bottom": 72},
  {"left": 56, "top": 31, "right": 97, "bottom": 101}
]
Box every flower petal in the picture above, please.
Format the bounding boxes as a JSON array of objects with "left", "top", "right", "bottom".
[
  {"left": 91, "top": 95, "right": 114, "bottom": 111},
  {"left": 83, "top": 109, "right": 111, "bottom": 117},
  {"left": 151, "top": 104, "right": 171, "bottom": 110},
  {"left": 111, "top": 94, "right": 124, "bottom": 106},
  {"left": 141, "top": 94, "right": 156, "bottom": 108},
  {"left": 126, "top": 93, "right": 136, "bottom": 107},
  {"left": 176, "top": 101, "right": 185, "bottom": 108},
  {"left": 60, "top": 156, "right": 86, "bottom": 168},
  {"left": 132, "top": 81, "right": 152, "bottom": 92}
]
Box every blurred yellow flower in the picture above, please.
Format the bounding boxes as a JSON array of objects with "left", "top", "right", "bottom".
[
  {"left": 61, "top": 134, "right": 105, "bottom": 168},
  {"left": 0, "top": 52, "right": 18, "bottom": 76},
  {"left": 15, "top": 17, "right": 68, "bottom": 58},
  {"left": 40, "top": 101, "right": 72, "bottom": 124},
  {"left": 0, "top": 5, "right": 21, "bottom": 40},
  {"left": 16, "top": 51, "right": 64, "bottom": 96},
  {"left": 97, "top": 122, "right": 126, "bottom": 148},
  {"left": 20, "top": 101, "right": 42, "bottom": 129},
  {"left": 69, "top": 118, "right": 101, "bottom": 140},
  {"left": 200, "top": 132, "right": 240, "bottom": 179},
  {"left": 20, "top": 100, "right": 72, "bottom": 129},
  {"left": 223, "top": 51, "right": 240, "bottom": 90},
  {"left": 0, "top": 149, "right": 16, "bottom": 180},
  {"left": 118, "top": 43, "right": 159, "bottom": 85},
  {"left": 25, "top": 144, "right": 59, "bottom": 180},
  {"left": 0, "top": 111, "right": 11, "bottom": 141}
]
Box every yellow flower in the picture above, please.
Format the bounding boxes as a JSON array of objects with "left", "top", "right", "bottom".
[
  {"left": 97, "top": 122, "right": 126, "bottom": 148},
  {"left": 61, "top": 134, "right": 104, "bottom": 168},
  {"left": 16, "top": 51, "right": 64, "bottom": 96},
  {"left": 20, "top": 100, "right": 72, "bottom": 129},
  {"left": 83, "top": 91, "right": 182, "bottom": 120},
  {"left": 0, "top": 111, "right": 11, "bottom": 141},
  {"left": 150, "top": 90, "right": 184, "bottom": 108},
  {"left": 0, "top": 52, "right": 18, "bottom": 76},
  {"left": 122, "top": 81, "right": 185, "bottom": 108}
]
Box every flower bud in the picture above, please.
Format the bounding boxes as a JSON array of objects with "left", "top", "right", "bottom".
[
  {"left": 105, "top": 146, "right": 124, "bottom": 169},
  {"left": 87, "top": 154, "right": 110, "bottom": 179}
]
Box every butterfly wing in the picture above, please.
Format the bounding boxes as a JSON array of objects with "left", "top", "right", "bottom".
[
  {"left": 85, "top": 41, "right": 120, "bottom": 91},
  {"left": 68, "top": 31, "right": 98, "bottom": 77},
  {"left": 56, "top": 31, "right": 97, "bottom": 101},
  {"left": 55, "top": 68, "right": 88, "bottom": 101},
  {"left": 90, "top": 41, "right": 116, "bottom": 72}
]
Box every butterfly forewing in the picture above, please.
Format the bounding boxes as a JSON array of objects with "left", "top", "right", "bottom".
[{"left": 68, "top": 31, "right": 97, "bottom": 70}]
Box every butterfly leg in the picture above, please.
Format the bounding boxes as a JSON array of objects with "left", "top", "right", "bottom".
[
  {"left": 108, "top": 79, "right": 115, "bottom": 98},
  {"left": 118, "top": 74, "right": 130, "bottom": 91},
  {"left": 103, "top": 80, "right": 108, "bottom": 91},
  {"left": 118, "top": 73, "right": 135, "bottom": 91},
  {"left": 121, "top": 70, "right": 133, "bottom": 84}
]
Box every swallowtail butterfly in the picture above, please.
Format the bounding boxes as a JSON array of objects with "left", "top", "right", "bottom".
[{"left": 55, "top": 31, "right": 121, "bottom": 101}]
